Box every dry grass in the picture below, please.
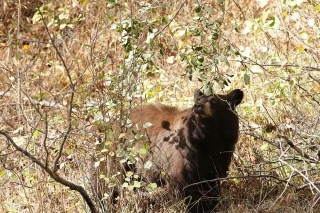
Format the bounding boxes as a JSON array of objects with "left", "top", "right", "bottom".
[{"left": 0, "top": 0, "right": 319, "bottom": 212}]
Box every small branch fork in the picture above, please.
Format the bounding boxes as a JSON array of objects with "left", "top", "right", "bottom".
[
  {"left": 277, "top": 134, "right": 316, "bottom": 162},
  {"left": 131, "top": 0, "right": 187, "bottom": 67}
]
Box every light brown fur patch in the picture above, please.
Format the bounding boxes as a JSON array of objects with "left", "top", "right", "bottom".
[{"left": 203, "top": 102, "right": 213, "bottom": 117}]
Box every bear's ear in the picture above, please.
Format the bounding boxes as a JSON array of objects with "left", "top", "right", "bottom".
[
  {"left": 228, "top": 89, "right": 243, "bottom": 107},
  {"left": 194, "top": 89, "right": 204, "bottom": 101}
]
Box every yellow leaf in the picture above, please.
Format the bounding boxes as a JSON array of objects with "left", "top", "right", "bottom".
[
  {"left": 23, "top": 44, "right": 30, "bottom": 51},
  {"left": 294, "top": 45, "right": 305, "bottom": 53},
  {"left": 313, "top": 85, "right": 320, "bottom": 92}
]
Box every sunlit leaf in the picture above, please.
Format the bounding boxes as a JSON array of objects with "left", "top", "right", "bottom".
[
  {"left": 23, "top": 44, "right": 30, "bottom": 51},
  {"left": 149, "top": 182, "right": 157, "bottom": 189},
  {"left": 166, "top": 56, "right": 175, "bottom": 64},
  {"left": 94, "top": 161, "right": 100, "bottom": 168},
  {"left": 133, "top": 181, "right": 141, "bottom": 188},
  {"left": 126, "top": 171, "right": 133, "bottom": 177},
  {"left": 144, "top": 160, "right": 153, "bottom": 170},
  {"left": 0, "top": 170, "right": 6, "bottom": 177},
  {"left": 33, "top": 128, "right": 40, "bottom": 138},
  {"left": 260, "top": 143, "right": 269, "bottom": 151},
  {"left": 233, "top": 178, "right": 240, "bottom": 184},
  {"left": 139, "top": 147, "right": 147, "bottom": 156}
]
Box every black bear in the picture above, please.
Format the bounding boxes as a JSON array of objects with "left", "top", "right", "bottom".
[{"left": 130, "top": 89, "right": 244, "bottom": 212}]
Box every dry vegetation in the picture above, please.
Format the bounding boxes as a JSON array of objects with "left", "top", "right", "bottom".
[{"left": 0, "top": 0, "right": 319, "bottom": 212}]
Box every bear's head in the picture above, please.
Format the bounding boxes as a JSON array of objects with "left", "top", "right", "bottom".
[{"left": 193, "top": 89, "right": 243, "bottom": 118}]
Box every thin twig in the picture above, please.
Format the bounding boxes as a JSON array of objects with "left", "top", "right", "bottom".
[
  {"left": 183, "top": 174, "right": 297, "bottom": 190},
  {"left": 37, "top": 9, "right": 76, "bottom": 173},
  {"left": 230, "top": 59, "right": 320, "bottom": 72},
  {"left": 43, "top": 114, "right": 49, "bottom": 167},
  {"left": 131, "top": 0, "right": 187, "bottom": 67}
]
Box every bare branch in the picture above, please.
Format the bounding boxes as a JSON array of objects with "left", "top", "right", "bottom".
[
  {"left": 296, "top": 181, "right": 320, "bottom": 192},
  {"left": 277, "top": 135, "right": 318, "bottom": 162},
  {"left": 0, "top": 130, "right": 97, "bottom": 213},
  {"left": 37, "top": 9, "right": 76, "bottom": 173}
]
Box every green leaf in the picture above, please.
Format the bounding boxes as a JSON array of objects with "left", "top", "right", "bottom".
[
  {"left": 203, "top": 86, "right": 212, "bottom": 96},
  {"left": 126, "top": 171, "right": 133, "bottom": 177},
  {"left": 139, "top": 147, "right": 147, "bottom": 156},
  {"left": 162, "top": 16, "right": 168, "bottom": 24},
  {"left": 194, "top": 46, "right": 203, "bottom": 51},
  {"left": 195, "top": 6, "right": 202, "bottom": 13},
  {"left": 244, "top": 73, "right": 250, "bottom": 85},
  {"left": 216, "top": 55, "right": 230, "bottom": 66},
  {"left": 107, "top": 0, "right": 117, "bottom": 8},
  {"left": 233, "top": 178, "right": 240, "bottom": 184},
  {"left": 58, "top": 12, "right": 69, "bottom": 20},
  {"left": 133, "top": 181, "right": 141, "bottom": 188},
  {"left": 160, "top": 47, "right": 165, "bottom": 55},
  {"left": 260, "top": 143, "right": 269, "bottom": 151},
  {"left": 149, "top": 182, "right": 157, "bottom": 189},
  {"left": 15, "top": 51, "right": 22, "bottom": 60},
  {"left": 229, "top": 48, "right": 240, "bottom": 56},
  {"left": 146, "top": 182, "right": 157, "bottom": 192}
]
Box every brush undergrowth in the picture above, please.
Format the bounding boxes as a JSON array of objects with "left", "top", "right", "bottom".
[{"left": 0, "top": 0, "right": 319, "bottom": 212}]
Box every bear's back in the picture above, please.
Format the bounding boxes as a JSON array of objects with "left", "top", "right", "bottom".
[{"left": 131, "top": 103, "right": 189, "bottom": 136}]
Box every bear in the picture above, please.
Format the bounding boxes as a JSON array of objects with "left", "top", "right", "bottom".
[{"left": 130, "top": 89, "right": 244, "bottom": 212}]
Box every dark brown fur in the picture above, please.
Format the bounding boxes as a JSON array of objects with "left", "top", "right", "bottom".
[{"left": 130, "top": 89, "right": 243, "bottom": 212}]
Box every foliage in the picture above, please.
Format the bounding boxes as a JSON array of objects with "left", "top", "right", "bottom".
[{"left": 0, "top": 0, "right": 319, "bottom": 212}]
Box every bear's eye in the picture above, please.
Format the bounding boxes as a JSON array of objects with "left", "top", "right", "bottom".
[{"left": 209, "top": 96, "right": 218, "bottom": 104}]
